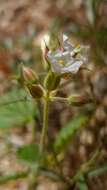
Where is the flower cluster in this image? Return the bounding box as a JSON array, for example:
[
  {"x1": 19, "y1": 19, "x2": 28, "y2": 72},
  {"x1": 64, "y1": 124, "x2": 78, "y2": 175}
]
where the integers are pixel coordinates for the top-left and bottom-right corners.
[{"x1": 22, "y1": 33, "x2": 89, "y2": 99}]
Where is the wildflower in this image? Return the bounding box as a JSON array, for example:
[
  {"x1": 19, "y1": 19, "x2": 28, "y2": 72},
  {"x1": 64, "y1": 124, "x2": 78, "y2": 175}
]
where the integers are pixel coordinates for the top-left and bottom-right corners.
[{"x1": 46, "y1": 34, "x2": 88, "y2": 74}]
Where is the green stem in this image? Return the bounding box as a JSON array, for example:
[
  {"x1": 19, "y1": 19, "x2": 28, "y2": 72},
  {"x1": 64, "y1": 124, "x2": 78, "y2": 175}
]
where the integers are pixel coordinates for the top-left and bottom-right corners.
[
  {"x1": 51, "y1": 97, "x2": 67, "y2": 102},
  {"x1": 40, "y1": 91, "x2": 49, "y2": 153}
]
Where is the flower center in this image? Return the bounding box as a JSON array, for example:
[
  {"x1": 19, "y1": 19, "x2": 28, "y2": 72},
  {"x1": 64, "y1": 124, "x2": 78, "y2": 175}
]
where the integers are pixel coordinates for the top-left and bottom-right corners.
[{"x1": 58, "y1": 60, "x2": 66, "y2": 66}]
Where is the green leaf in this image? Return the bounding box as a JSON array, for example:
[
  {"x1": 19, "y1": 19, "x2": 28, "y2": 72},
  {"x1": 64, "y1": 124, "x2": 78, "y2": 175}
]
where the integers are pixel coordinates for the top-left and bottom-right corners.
[
  {"x1": 0, "y1": 171, "x2": 28, "y2": 184},
  {"x1": 17, "y1": 144, "x2": 40, "y2": 164},
  {"x1": 88, "y1": 165, "x2": 107, "y2": 178},
  {"x1": 54, "y1": 115, "x2": 88, "y2": 153},
  {"x1": 84, "y1": 0, "x2": 102, "y2": 26},
  {"x1": 78, "y1": 181, "x2": 88, "y2": 190},
  {"x1": 0, "y1": 89, "x2": 37, "y2": 129},
  {"x1": 39, "y1": 167, "x2": 63, "y2": 181},
  {"x1": 77, "y1": 174, "x2": 88, "y2": 190},
  {"x1": 85, "y1": 0, "x2": 95, "y2": 26}
]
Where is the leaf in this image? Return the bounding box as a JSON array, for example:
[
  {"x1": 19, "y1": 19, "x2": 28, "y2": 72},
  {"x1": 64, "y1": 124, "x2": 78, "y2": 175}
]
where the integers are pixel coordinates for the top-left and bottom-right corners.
[
  {"x1": 77, "y1": 174, "x2": 88, "y2": 190},
  {"x1": 17, "y1": 144, "x2": 40, "y2": 165},
  {"x1": 0, "y1": 171, "x2": 28, "y2": 184},
  {"x1": 0, "y1": 89, "x2": 38, "y2": 129},
  {"x1": 84, "y1": 0, "x2": 102, "y2": 26},
  {"x1": 39, "y1": 167, "x2": 63, "y2": 181},
  {"x1": 78, "y1": 181, "x2": 88, "y2": 190},
  {"x1": 85, "y1": 0, "x2": 95, "y2": 26},
  {"x1": 88, "y1": 165, "x2": 107, "y2": 178},
  {"x1": 54, "y1": 115, "x2": 88, "y2": 153}
]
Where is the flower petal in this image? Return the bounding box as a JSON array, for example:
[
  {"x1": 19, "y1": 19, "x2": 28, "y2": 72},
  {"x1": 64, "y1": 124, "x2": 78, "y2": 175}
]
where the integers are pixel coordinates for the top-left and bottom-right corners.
[
  {"x1": 62, "y1": 60, "x2": 83, "y2": 73},
  {"x1": 63, "y1": 34, "x2": 69, "y2": 42}
]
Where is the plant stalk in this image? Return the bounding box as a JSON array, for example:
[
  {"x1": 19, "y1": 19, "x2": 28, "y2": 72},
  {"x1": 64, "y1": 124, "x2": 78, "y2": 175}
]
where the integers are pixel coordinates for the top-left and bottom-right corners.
[
  {"x1": 51, "y1": 97, "x2": 67, "y2": 102},
  {"x1": 40, "y1": 91, "x2": 49, "y2": 153}
]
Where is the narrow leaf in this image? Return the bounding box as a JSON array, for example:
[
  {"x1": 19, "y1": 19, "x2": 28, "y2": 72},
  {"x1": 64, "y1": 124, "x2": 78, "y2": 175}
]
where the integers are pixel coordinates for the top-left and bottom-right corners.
[
  {"x1": 54, "y1": 115, "x2": 88, "y2": 153},
  {"x1": 78, "y1": 181, "x2": 88, "y2": 190},
  {"x1": 0, "y1": 171, "x2": 28, "y2": 184},
  {"x1": 77, "y1": 174, "x2": 88, "y2": 190},
  {"x1": 88, "y1": 165, "x2": 107, "y2": 178}
]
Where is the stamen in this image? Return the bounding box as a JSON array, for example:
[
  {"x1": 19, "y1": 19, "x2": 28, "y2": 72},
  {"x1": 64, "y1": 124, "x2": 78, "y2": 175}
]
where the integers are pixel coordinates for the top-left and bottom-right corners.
[
  {"x1": 58, "y1": 60, "x2": 66, "y2": 66},
  {"x1": 71, "y1": 44, "x2": 81, "y2": 58}
]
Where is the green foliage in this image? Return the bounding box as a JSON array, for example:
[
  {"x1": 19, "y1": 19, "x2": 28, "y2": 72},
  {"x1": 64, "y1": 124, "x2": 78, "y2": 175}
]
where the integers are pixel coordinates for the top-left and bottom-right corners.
[
  {"x1": 17, "y1": 144, "x2": 40, "y2": 165},
  {"x1": 88, "y1": 164, "x2": 107, "y2": 178},
  {"x1": 76, "y1": 163, "x2": 107, "y2": 189},
  {"x1": 54, "y1": 115, "x2": 88, "y2": 153},
  {"x1": 74, "y1": 172, "x2": 88, "y2": 190},
  {"x1": 85, "y1": 0, "x2": 102, "y2": 26},
  {"x1": 78, "y1": 181, "x2": 88, "y2": 190},
  {"x1": 0, "y1": 171, "x2": 28, "y2": 184},
  {"x1": 39, "y1": 167, "x2": 63, "y2": 181},
  {"x1": 0, "y1": 89, "x2": 37, "y2": 129},
  {"x1": 73, "y1": 170, "x2": 88, "y2": 190}
]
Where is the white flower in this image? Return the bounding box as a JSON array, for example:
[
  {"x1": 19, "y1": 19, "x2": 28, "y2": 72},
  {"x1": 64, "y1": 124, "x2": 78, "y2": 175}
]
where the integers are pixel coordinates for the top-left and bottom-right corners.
[
  {"x1": 47, "y1": 34, "x2": 88, "y2": 74},
  {"x1": 63, "y1": 34, "x2": 74, "y2": 51}
]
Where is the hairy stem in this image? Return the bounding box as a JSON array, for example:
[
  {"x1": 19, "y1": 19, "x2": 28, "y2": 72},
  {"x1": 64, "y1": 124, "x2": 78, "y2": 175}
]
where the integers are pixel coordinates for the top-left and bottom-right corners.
[
  {"x1": 40, "y1": 91, "x2": 49, "y2": 153},
  {"x1": 51, "y1": 97, "x2": 67, "y2": 102}
]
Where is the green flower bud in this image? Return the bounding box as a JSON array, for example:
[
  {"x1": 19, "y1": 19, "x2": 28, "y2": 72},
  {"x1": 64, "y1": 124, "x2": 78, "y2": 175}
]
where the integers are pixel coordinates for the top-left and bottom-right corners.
[
  {"x1": 22, "y1": 66, "x2": 38, "y2": 84},
  {"x1": 27, "y1": 84, "x2": 44, "y2": 99},
  {"x1": 44, "y1": 71, "x2": 61, "y2": 91},
  {"x1": 68, "y1": 95, "x2": 92, "y2": 106}
]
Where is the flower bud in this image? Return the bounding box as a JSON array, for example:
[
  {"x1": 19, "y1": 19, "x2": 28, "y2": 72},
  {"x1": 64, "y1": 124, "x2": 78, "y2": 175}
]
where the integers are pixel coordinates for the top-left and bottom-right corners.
[
  {"x1": 22, "y1": 66, "x2": 38, "y2": 84},
  {"x1": 44, "y1": 71, "x2": 61, "y2": 91},
  {"x1": 27, "y1": 84, "x2": 44, "y2": 99},
  {"x1": 40, "y1": 34, "x2": 51, "y2": 70},
  {"x1": 41, "y1": 34, "x2": 50, "y2": 57},
  {"x1": 68, "y1": 95, "x2": 92, "y2": 106}
]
